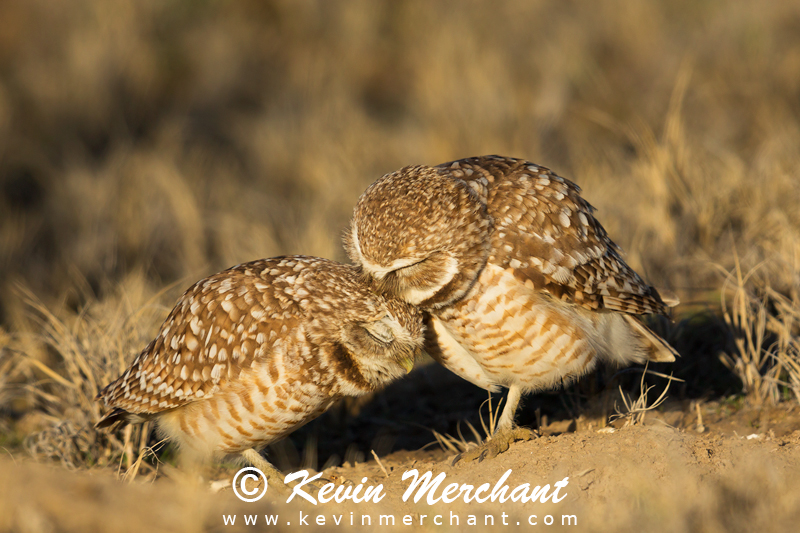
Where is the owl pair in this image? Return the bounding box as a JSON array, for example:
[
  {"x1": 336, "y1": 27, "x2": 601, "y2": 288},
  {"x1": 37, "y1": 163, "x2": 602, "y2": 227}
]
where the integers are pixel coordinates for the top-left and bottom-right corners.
[{"x1": 97, "y1": 155, "x2": 677, "y2": 484}]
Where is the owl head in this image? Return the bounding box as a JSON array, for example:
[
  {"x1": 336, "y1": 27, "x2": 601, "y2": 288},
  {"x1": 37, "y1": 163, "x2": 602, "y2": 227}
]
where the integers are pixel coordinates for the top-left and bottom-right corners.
[
  {"x1": 298, "y1": 261, "x2": 426, "y2": 389},
  {"x1": 345, "y1": 165, "x2": 493, "y2": 309},
  {"x1": 339, "y1": 296, "x2": 425, "y2": 387}
]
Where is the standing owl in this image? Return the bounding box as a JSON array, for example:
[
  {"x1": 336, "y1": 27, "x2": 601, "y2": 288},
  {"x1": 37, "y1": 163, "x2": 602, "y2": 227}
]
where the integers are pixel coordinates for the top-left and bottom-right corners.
[
  {"x1": 96, "y1": 256, "x2": 423, "y2": 485},
  {"x1": 345, "y1": 155, "x2": 678, "y2": 461}
]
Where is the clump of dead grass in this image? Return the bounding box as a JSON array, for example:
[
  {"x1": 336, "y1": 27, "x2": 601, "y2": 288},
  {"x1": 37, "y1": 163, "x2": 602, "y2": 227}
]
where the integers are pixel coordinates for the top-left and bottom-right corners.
[
  {"x1": 610, "y1": 365, "x2": 677, "y2": 427},
  {"x1": 718, "y1": 255, "x2": 800, "y2": 405},
  {"x1": 0, "y1": 328, "x2": 18, "y2": 440},
  {"x1": 8, "y1": 276, "x2": 176, "y2": 475}
]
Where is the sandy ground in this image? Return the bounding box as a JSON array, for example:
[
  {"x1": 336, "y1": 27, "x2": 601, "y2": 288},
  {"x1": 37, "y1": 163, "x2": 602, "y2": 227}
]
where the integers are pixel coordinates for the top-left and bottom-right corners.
[{"x1": 3, "y1": 400, "x2": 799, "y2": 533}]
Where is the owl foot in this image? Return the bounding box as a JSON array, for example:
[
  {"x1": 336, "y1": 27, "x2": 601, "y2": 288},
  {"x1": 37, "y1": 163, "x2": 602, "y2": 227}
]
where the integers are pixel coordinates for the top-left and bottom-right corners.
[
  {"x1": 240, "y1": 448, "x2": 293, "y2": 496},
  {"x1": 452, "y1": 427, "x2": 535, "y2": 466},
  {"x1": 261, "y1": 465, "x2": 294, "y2": 497},
  {"x1": 211, "y1": 470, "x2": 293, "y2": 498}
]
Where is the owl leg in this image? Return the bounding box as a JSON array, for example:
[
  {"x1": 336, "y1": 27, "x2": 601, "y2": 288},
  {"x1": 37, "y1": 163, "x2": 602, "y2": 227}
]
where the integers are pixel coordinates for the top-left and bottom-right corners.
[
  {"x1": 452, "y1": 385, "x2": 535, "y2": 465},
  {"x1": 496, "y1": 384, "x2": 522, "y2": 432},
  {"x1": 240, "y1": 448, "x2": 292, "y2": 495}
]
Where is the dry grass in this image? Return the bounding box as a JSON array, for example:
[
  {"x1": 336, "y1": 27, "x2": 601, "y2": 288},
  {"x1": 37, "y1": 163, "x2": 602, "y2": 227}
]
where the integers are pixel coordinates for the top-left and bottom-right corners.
[
  {"x1": 9, "y1": 275, "x2": 175, "y2": 474},
  {"x1": 431, "y1": 392, "x2": 504, "y2": 454},
  {"x1": 2, "y1": 0, "x2": 800, "y2": 305},
  {"x1": 718, "y1": 256, "x2": 800, "y2": 404},
  {"x1": 610, "y1": 365, "x2": 676, "y2": 427},
  {"x1": 0, "y1": 0, "x2": 799, "y2": 488},
  {"x1": 3, "y1": 4, "x2": 800, "y2": 532}
]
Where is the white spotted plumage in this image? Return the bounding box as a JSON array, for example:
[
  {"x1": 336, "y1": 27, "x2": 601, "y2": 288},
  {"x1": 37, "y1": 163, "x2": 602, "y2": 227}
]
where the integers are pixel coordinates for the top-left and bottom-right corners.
[{"x1": 96, "y1": 256, "x2": 423, "y2": 471}]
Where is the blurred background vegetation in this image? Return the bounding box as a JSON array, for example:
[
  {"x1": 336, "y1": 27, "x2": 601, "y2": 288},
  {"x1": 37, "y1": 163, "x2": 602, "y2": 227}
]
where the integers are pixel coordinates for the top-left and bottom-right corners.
[{"x1": 1, "y1": 0, "x2": 800, "y2": 471}]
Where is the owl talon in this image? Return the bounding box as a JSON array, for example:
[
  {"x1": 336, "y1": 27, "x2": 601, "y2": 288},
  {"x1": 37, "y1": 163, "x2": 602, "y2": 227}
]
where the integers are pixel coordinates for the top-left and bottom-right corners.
[{"x1": 453, "y1": 427, "x2": 535, "y2": 465}]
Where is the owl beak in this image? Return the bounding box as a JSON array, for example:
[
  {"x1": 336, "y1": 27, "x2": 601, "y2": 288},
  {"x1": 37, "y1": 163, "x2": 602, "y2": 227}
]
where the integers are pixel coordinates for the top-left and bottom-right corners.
[{"x1": 399, "y1": 356, "x2": 415, "y2": 374}]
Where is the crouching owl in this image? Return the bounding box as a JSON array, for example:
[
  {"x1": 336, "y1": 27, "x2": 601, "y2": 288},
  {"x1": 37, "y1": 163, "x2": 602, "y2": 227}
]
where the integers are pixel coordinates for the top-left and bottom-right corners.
[{"x1": 97, "y1": 256, "x2": 423, "y2": 481}]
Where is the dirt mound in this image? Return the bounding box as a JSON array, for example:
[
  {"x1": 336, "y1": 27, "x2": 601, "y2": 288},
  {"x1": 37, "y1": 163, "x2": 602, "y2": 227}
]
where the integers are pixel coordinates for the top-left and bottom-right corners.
[{"x1": 3, "y1": 420, "x2": 799, "y2": 533}]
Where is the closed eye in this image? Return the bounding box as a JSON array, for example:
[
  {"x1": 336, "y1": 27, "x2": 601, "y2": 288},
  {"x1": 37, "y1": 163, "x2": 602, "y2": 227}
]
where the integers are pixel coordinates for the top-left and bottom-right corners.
[
  {"x1": 393, "y1": 253, "x2": 444, "y2": 276},
  {"x1": 362, "y1": 316, "x2": 395, "y2": 344},
  {"x1": 373, "y1": 254, "x2": 442, "y2": 298},
  {"x1": 393, "y1": 258, "x2": 427, "y2": 274}
]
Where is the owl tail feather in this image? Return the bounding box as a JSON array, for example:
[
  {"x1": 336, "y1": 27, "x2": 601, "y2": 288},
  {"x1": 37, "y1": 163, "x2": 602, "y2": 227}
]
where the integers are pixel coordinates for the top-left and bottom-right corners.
[
  {"x1": 95, "y1": 407, "x2": 131, "y2": 429},
  {"x1": 623, "y1": 315, "x2": 679, "y2": 363},
  {"x1": 656, "y1": 288, "x2": 680, "y2": 308},
  {"x1": 96, "y1": 407, "x2": 152, "y2": 429}
]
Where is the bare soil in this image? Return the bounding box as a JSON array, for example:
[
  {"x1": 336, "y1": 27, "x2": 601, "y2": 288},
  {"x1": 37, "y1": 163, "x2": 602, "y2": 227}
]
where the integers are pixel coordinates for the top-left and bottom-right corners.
[{"x1": 3, "y1": 396, "x2": 799, "y2": 533}]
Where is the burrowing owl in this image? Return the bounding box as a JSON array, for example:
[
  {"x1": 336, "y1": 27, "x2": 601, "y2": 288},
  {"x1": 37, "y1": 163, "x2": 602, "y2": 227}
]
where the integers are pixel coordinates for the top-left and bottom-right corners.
[
  {"x1": 346, "y1": 155, "x2": 678, "y2": 461},
  {"x1": 96, "y1": 256, "x2": 423, "y2": 483}
]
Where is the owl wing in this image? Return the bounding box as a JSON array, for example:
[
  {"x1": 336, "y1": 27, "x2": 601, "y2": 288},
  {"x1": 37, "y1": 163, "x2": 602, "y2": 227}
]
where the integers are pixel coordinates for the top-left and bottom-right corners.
[
  {"x1": 97, "y1": 258, "x2": 309, "y2": 419},
  {"x1": 437, "y1": 155, "x2": 670, "y2": 315}
]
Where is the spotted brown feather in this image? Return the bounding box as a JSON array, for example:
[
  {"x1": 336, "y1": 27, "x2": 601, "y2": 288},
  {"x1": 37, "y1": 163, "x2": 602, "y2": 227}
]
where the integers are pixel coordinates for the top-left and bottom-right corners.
[
  {"x1": 96, "y1": 256, "x2": 424, "y2": 471},
  {"x1": 435, "y1": 156, "x2": 668, "y2": 315},
  {"x1": 348, "y1": 155, "x2": 679, "y2": 461}
]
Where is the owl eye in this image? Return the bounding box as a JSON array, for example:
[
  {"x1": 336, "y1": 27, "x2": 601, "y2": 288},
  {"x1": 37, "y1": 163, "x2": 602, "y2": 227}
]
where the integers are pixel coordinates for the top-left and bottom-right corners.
[
  {"x1": 361, "y1": 315, "x2": 396, "y2": 344},
  {"x1": 394, "y1": 260, "x2": 425, "y2": 275},
  {"x1": 393, "y1": 254, "x2": 438, "y2": 276}
]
